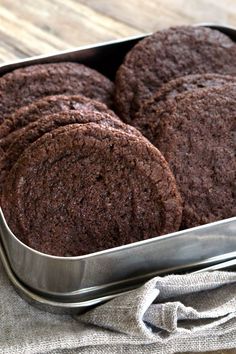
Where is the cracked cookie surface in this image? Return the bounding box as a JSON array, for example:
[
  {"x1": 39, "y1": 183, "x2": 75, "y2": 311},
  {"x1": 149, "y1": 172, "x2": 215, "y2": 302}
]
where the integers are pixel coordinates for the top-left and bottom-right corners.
[
  {"x1": 2, "y1": 123, "x2": 182, "y2": 256},
  {"x1": 115, "y1": 26, "x2": 236, "y2": 121},
  {"x1": 0, "y1": 110, "x2": 142, "y2": 195},
  {"x1": 135, "y1": 85, "x2": 236, "y2": 228},
  {"x1": 0, "y1": 62, "x2": 114, "y2": 123},
  {"x1": 0, "y1": 94, "x2": 118, "y2": 151}
]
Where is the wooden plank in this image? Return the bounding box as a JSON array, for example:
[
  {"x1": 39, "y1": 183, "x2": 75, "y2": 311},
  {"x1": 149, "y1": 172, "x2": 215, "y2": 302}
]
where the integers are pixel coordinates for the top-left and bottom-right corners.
[
  {"x1": 0, "y1": 0, "x2": 236, "y2": 63},
  {"x1": 0, "y1": 0, "x2": 138, "y2": 63}
]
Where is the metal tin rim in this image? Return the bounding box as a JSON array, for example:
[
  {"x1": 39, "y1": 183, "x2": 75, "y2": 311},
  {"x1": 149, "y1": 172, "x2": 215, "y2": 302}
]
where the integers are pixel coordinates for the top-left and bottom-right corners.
[{"x1": 1, "y1": 208, "x2": 236, "y2": 261}]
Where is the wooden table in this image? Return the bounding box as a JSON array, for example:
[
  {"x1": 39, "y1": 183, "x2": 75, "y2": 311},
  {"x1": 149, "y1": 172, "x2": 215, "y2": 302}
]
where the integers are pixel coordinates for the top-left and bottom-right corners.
[
  {"x1": 1, "y1": 0, "x2": 236, "y2": 63},
  {"x1": 0, "y1": 1, "x2": 235, "y2": 353}
]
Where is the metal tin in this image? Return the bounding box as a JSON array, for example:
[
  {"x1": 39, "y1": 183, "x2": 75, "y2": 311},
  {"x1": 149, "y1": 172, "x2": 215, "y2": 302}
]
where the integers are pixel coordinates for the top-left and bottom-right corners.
[
  {"x1": 1, "y1": 208, "x2": 236, "y2": 301},
  {"x1": 0, "y1": 24, "x2": 236, "y2": 306},
  {"x1": 0, "y1": 230, "x2": 235, "y2": 314}
]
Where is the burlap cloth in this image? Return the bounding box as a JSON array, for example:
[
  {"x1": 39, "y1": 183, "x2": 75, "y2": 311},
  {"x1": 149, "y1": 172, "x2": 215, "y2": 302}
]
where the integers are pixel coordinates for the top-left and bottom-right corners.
[{"x1": 0, "y1": 259, "x2": 235, "y2": 354}]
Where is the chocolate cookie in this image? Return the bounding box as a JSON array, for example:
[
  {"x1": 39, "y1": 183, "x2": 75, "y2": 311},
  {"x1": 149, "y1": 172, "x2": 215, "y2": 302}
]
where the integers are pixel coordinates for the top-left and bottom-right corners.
[
  {"x1": 0, "y1": 62, "x2": 114, "y2": 123},
  {"x1": 0, "y1": 110, "x2": 142, "y2": 194},
  {"x1": 2, "y1": 123, "x2": 182, "y2": 256},
  {"x1": 115, "y1": 26, "x2": 236, "y2": 122},
  {"x1": 138, "y1": 85, "x2": 236, "y2": 228},
  {"x1": 0, "y1": 94, "x2": 119, "y2": 152},
  {"x1": 137, "y1": 73, "x2": 236, "y2": 116},
  {"x1": 134, "y1": 74, "x2": 236, "y2": 137}
]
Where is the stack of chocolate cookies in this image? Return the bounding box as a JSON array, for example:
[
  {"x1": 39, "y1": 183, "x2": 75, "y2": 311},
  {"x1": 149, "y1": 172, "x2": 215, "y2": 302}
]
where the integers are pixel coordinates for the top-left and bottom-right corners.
[
  {"x1": 0, "y1": 61, "x2": 182, "y2": 256},
  {"x1": 115, "y1": 26, "x2": 236, "y2": 230},
  {"x1": 0, "y1": 26, "x2": 235, "y2": 257}
]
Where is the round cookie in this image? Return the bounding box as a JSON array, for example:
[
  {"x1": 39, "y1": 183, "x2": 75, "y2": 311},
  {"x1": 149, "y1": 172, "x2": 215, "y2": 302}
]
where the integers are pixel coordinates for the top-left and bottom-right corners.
[
  {"x1": 0, "y1": 110, "x2": 142, "y2": 195},
  {"x1": 138, "y1": 85, "x2": 236, "y2": 228},
  {"x1": 2, "y1": 123, "x2": 182, "y2": 256},
  {"x1": 0, "y1": 62, "x2": 114, "y2": 123},
  {"x1": 134, "y1": 74, "x2": 236, "y2": 138},
  {"x1": 137, "y1": 73, "x2": 236, "y2": 117},
  {"x1": 0, "y1": 94, "x2": 119, "y2": 152},
  {"x1": 115, "y1": 26, "x2": 236, "y2": 122}
]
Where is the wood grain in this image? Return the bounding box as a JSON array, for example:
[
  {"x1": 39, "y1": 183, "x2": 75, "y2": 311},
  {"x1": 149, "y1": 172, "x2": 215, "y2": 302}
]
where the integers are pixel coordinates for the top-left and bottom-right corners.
[
  {"x1": 0, "y1": 0, "x2": 236, "y2": 63},
  {"x1": 0, "y1": 2, "x2": 235, "y2": 353}
]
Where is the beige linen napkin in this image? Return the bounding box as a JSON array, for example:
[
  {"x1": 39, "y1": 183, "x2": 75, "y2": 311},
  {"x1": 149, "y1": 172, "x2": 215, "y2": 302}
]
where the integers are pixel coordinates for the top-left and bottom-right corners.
[{"x1": 0, "y1": 258, "x2": 235, "y2": 354}]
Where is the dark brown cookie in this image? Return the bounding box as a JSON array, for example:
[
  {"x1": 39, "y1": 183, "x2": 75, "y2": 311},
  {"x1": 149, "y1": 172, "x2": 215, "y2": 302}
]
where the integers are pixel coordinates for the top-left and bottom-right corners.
[
  {"x1": 2, "y1": 123, "x2": 182, "y2": 256},
  {"x1": 115, "y1": 26, "x2": 236, "y2": 122},
  {"x1": 0, "y1": 62, "x2": 114, "y2": 123},
  {"x1": 0, "y1": 110, "x2": 142, "y2": 195},
  {"x1": 0, "y1": 94, "x2": 119, "y2": 152},
  {"x1": 137, "y1": 85, "x2": 236, "y2": 228},
  {"x1": 134, "y1": 74, "x2": 236, "y2": 137},
  {"x1": 137, "y1": 73, "x2": 236, "y2": 116}
]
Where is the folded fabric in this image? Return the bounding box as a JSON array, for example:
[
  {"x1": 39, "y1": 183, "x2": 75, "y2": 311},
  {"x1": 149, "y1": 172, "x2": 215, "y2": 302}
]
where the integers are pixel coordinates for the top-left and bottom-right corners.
[{"x1": 0, "y1": 258, "x2": 235, "y2": 354}]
